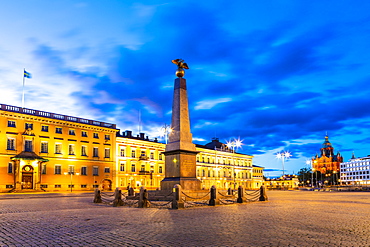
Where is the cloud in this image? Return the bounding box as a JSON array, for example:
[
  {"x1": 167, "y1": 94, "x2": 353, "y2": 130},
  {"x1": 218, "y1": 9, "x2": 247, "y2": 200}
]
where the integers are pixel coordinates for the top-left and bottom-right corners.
[{"x1": 194, "y1": 98, "x2": 232, "y2": 110}]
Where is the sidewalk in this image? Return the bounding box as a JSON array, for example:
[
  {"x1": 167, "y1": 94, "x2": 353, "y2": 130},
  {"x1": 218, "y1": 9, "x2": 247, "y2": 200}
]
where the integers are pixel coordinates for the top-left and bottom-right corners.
[{"x1": 0, "y1": 191, "x2": 93, "y2": 200}]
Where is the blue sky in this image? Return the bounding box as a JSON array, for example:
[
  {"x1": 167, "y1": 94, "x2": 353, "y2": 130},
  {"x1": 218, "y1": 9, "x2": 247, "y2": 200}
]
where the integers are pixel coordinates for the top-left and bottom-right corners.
[{"x1": 1, "y1": 0, "x2": 370, "y2": 176}]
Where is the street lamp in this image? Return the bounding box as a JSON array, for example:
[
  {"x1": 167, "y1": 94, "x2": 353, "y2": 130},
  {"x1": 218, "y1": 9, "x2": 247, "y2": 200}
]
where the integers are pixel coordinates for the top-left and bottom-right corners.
[
  {"x1": 226, "y1": 138, "x2": 243, "y2": 189},
  {"x1": 64, "y1": 171, "x2": 80, "y2": 192},
  {"x1": 161, "y1": 123, "x2": 172, "y2": 144},
  {"x1": 276, "y1": 151, "x2": 292, "y2": 176}
]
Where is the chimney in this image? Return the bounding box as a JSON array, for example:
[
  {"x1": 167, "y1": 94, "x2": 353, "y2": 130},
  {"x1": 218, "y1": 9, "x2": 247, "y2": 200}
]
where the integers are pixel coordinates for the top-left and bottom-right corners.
[
  {"x1": 125, "y1": 130, "x2": 132, "y2": 138},
  {"x1": 140, "y1": 133, "x2": 145, "y2": 139}
]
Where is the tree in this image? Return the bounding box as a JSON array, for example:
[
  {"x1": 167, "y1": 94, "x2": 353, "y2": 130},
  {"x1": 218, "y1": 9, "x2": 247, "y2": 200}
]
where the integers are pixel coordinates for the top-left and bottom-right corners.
[{"x1": 297, "y1": 167, "x2": 312, "y2": 186}]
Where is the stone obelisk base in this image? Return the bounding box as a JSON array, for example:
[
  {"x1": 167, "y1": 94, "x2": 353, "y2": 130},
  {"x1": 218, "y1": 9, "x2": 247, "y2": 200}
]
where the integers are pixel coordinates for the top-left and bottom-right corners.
[{"x1": 161, "y1": 149, "x2": 201, "y2": 191}]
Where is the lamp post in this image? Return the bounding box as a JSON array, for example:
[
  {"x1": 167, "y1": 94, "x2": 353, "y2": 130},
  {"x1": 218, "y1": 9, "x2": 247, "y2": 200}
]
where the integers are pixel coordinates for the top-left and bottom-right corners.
[
  {"x1": 276, "y1": 151, "x2": 292, "y2": 177},
  {"x1": 312, "y1": 168, "x2": 316, "y2": 188},
  {"x1": 226, "y1": 138, "x2": 243, "y2": 190},
  {"x1": 64, "y1": 171, "x2": 79, "y2": 192},
  {"x1": 161, "y1": 123, "x2": 172, "y2": 144}
]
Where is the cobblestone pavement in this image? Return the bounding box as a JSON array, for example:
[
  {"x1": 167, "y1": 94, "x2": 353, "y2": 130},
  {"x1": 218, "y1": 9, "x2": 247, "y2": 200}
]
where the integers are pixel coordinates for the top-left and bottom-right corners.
[{"x1": 1, "y1": 191, "x2": 370, "y2": 246}]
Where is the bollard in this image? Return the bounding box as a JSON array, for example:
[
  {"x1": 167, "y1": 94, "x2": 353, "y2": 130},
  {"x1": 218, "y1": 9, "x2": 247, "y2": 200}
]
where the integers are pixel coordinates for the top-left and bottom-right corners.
[
  {"x1": 113, "y1": 188, "x2": 124, "y2": 207},
  {"x1": 93, "y1": 189, "x2": 102, "y2": 203},
  {"x1": 259, "y1": 185, "x2": 268, "y2": 201},
  {"x1": 139, "y1": 186, "x2": 150, "y2": 208},
  {"x1": 237, "y1": 186, "x2": 244, "y2": 203},
  {"x1": 228, "y1": 187, "x2": 232, "y2": 195},
  {"x1": 128, "y1": 186, "x2": 134, "y2": 196},
  {"x1": 208, "y1": 185, "x2": 217, "y2": 206},
  {"x1": 172, "y1": 184, "x2": 184, "y2": 209}
]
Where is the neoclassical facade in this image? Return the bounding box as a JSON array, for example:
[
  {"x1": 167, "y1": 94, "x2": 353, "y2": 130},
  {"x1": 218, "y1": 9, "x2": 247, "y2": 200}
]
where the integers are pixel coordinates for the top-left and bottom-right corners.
[
  {"x1": 0, "y1": 103, "x2": 264, "y2": 192},
  {"x1": 0, "y1": 104, "x2": 117, "y2": 192}
]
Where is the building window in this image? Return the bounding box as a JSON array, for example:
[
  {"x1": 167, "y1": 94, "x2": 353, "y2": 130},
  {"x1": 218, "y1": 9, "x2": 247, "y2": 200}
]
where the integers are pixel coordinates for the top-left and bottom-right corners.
[
  {"x1": 93, "y1": 166, "x2": 99, "y2": 176},
  {"x1": 105, "y1": 148, "x2": 110, "y2": 158},
  {"x1": 159, "y1": 154, "x2": 162, "y2": 160},
  {"x1": 55, "y1": 165, "x2": 61, "y2": 175},
  {"x1": 120, "y1": 163, "x2": 125, "y2": 172},
  {"x1": 79, "y1": 146, "x2": 86, "y2": 156},
  {"x1": 68, "y1": 144, "x2": 75, "y2": 155},
  {"x1": 69, "y1": 129, "x2": 75, "y2": 135},
  {"x1": 150, "y1": 152, "x2": 154, "y2": 159},
  {"x1": 120, "y1": 148, "x2": 125, "y2": 157},
  {"x1": 82, "y1": 131, "x2": 88, "y2": 137},
  {"x1": 40, "y1": 185, "x2": 48, "y2": 188},
  {"x1": 159, "y1": 166, "x2": 163, "y2": 173},
  {"x1": 6, "y1": 185, "x2": 14, "y2": 189},
  {"x1": 42, "y1": 164, "x2": 47, "y2": 174},
  {"x1": 68, "y1": 185, "x2": 75, "y2": 188},
  {"x1": 8, "y1": 163, "x2": 13, "y2": 173},
  {"x1": 55, "y1": 144, "x2": 62, "y2": 154},
  {"x1": 41, "y1": 125, "x2": 49, "y2": 132},
  {"x1": 131, "y1": 150, "x2": 136, "y2": 158},
  {"x1": 7, "y1": 138, "x2": 15, "y2": 150},
  {"x1": 105, "y1": 134, "x2": 110, "y2": 140},
  {"x1": 93, "y1": 147, "x2": 99, "y2": 157},
  {"x1": 56, "y1": 127, "x2": 62, "y2": 134},
  {"x1": 131, "y1": 164, "x2": 136, "y2": 172},
  {"x1": 93, "y1": 133, "x2": 99, "y2": 139},
  {"x1": 54, "y1": 184, "x2": 61, "y2": 188},
  {"x1": 141, "y1": 165, "x2": 145, "y2": 171},
  {"x1": 7, "y1": 120, "x2": 16, "y2": 127},
  {"x1": 25, "y1": 123, "x2": 33, "y2": 130},
  {"x1": 104, "y1": 167, "x2": 110, "y2": 173},
  {"x1": 81, "y1": 166, "x2": 87, "y2": 175},
  {"x1": 68, "y1": 165, "x2": 75, "y2": 174},
  {"x1": 41, "y1": 142, "x2": 48, "y2": 153},
  {"x1": 141, "y1": 151, "x2": 146, "y2": 157},
  {"x1": 24, "y1": 140, "x2": 33, "y2": 152},
  {"x1": 81, "y1": 184, "x2": 87, "y2": 188}
]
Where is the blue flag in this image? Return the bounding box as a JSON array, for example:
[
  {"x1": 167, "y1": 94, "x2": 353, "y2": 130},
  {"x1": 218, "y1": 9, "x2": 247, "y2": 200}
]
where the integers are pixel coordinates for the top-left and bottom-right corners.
[{"x1": 24, "y1": 70, "x2": 32, "y2": 78}]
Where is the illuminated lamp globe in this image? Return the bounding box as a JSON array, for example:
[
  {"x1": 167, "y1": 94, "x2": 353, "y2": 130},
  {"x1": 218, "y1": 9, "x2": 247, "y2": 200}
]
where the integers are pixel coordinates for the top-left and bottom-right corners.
[{"x1": 176, "y1": 68, "x2": 185, "y2": 78}]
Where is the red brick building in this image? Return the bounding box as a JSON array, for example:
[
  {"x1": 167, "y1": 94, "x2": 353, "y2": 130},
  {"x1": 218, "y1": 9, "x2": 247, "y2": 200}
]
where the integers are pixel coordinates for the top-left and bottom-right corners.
[{"x1": 312, "y1": 135, "x2": 343, "y2": 174}]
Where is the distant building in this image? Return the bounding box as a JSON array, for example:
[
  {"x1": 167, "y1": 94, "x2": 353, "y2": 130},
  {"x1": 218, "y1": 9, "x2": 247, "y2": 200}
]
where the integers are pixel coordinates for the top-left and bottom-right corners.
[
  {"x1": 340, "y1": 154, "x2": 370, "y2": 185},
  {"x1": 264, "y1": 175, "x2": 299, "y2": 189},
  {"x1": 312, "y1": 135, "x2": 343, "y2": 174}
]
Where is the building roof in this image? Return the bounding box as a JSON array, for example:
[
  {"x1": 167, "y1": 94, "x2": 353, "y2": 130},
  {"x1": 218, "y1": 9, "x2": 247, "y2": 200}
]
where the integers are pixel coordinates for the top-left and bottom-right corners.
[
  {"x1": 0, "y1": 103, "x2": 116, "y2": 129},
  {"x1": 11, "y1": 151, "x2": 49, "y2": 162}
]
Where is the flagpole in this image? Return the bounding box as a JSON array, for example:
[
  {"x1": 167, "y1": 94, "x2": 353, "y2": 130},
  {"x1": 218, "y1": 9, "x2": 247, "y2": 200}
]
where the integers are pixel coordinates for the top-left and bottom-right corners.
[{"x1": 22, "y1": 68, "x2": 25, "y2": 108}]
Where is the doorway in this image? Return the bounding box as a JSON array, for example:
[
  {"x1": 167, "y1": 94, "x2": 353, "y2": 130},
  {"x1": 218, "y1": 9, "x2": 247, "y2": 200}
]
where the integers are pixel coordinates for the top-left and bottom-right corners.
[{"x1": 22, "y1": 165, "x2": 34, "y2": 189}]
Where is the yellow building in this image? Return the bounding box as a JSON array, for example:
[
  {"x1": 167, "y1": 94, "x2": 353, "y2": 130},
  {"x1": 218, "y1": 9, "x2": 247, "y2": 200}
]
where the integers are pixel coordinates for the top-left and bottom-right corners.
[
  {"x1": 1, "y1": 104, "x2": 264, "y2": 192},
  {"x1": 195, "y1": 138, "x2": 254, "y2": 190},
  {"x1": 115, "y1": 131, "x2": 166, "y2": 190},
  {"x1": 0, "y1": 104, "x2": 118, "y2": 192},
  {"x1": 115, "y1": 137, "x2": 261, "y2": 190},
  {"x1": 252, "y1": 165, "x2": 264, "y2": 188},
  {"x1": 264, "y1": 175, "x2": 299, "y2": 189}
]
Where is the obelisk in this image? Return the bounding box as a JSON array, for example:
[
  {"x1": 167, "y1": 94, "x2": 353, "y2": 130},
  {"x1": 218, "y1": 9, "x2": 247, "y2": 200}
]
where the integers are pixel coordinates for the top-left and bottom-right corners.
[{"x1": 161, "y1": 59, "x2": 201, "y2": 191}]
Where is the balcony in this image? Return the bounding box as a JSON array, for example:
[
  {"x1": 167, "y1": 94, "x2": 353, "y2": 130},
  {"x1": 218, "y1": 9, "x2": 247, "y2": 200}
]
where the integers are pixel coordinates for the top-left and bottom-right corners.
[
  {"x1": 139, "y1": 155, "x2": 149, "y2": 161},
  {"x1": 138, "y1": 171, "x2": 152, "y2": 175}
]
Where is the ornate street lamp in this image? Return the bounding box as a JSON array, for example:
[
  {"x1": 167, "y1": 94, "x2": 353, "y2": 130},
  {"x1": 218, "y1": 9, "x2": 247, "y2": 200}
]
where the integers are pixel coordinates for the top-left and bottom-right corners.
[
  {"x1": 226, "y1": 138, "x2": 243, "y2": 189},
  {"x1": 160, "y1": 123, "x2": 172, "y2": 144},
  {"x1": 276, "y1": 151, "x2": 292, "y2": 176}
]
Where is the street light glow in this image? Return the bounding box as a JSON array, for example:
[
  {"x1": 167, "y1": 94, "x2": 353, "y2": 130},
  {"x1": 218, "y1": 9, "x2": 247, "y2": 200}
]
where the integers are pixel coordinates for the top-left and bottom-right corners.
[{"x1": 276, "y1": 151, "x2": 292, "y2": 176}]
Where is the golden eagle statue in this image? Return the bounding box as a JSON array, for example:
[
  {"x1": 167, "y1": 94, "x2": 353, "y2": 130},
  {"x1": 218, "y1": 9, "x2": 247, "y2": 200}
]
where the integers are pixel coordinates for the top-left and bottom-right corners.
[{"x1": 172, "y1": 59, "x2": 189, "y2": 77}]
